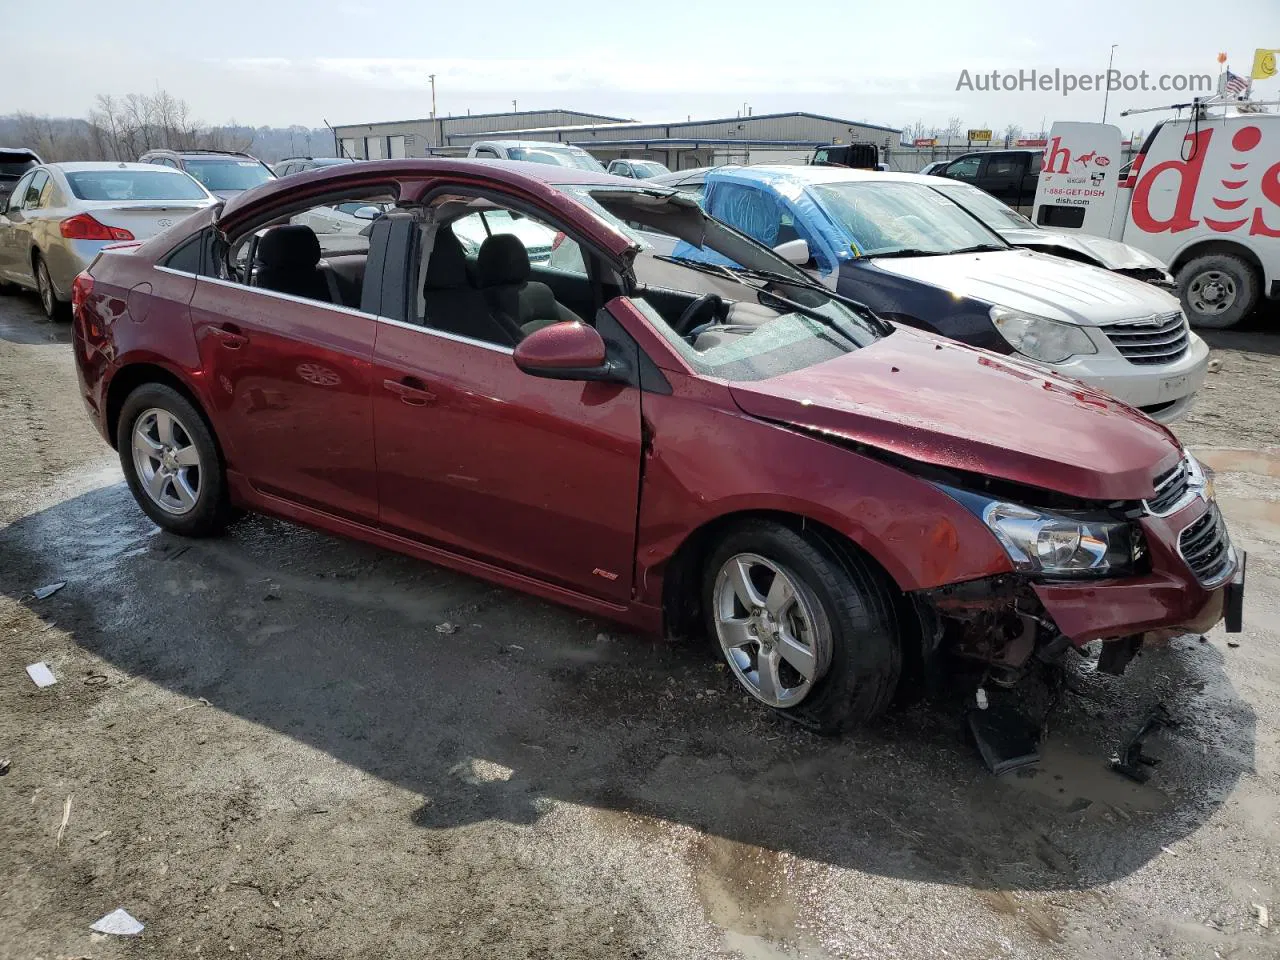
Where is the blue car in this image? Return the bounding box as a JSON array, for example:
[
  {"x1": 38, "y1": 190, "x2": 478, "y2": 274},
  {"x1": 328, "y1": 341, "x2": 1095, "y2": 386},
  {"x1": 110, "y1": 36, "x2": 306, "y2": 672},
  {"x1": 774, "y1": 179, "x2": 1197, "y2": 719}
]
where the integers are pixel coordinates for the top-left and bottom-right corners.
[{"x1": 670, "y1": 165, "x2": 1206, "y2": 422}]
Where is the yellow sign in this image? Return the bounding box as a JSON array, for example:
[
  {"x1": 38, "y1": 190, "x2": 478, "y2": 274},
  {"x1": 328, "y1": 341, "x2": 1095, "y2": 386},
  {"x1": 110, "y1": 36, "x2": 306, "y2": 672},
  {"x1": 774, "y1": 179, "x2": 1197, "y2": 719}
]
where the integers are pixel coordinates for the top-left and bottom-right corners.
[
  {"x1": 1252, "y1": 48, "x2": 1279, "y2": 80},
  {"x1": 967, "y1": 128, "x2": 993, "y2": 141}
]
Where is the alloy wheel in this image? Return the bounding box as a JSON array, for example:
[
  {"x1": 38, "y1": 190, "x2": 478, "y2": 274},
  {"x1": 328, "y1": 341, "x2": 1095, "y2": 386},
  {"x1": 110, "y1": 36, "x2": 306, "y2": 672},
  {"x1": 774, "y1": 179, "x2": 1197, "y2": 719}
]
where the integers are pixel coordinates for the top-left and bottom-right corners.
[
  {"x1": 1187, "y1": 269, "x2": 1237, "y2": 316},
  {"x1": 131, "y1": 408, "x2": 203, "y2": 515},
  {"x1": 36, "y1": 259, "x2": 55, "y2": 318},
  {"x1": 712, "y1": 553, "x2": 823, "y2": 707}
]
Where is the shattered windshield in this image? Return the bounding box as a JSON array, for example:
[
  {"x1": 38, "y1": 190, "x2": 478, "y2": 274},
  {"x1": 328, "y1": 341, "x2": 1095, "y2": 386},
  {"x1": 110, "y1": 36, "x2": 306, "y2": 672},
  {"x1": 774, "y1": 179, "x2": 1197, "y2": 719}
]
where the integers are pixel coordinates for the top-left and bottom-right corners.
[
  {"x1": 555, "y1": 184, "x2": 883, "y2": 381},
  {"x1": 811, "y1": 180, "x2": 1008, "y2": 257},
  {"x1": 931, "y1": 181, "x2": 1034, "y2": 232}
]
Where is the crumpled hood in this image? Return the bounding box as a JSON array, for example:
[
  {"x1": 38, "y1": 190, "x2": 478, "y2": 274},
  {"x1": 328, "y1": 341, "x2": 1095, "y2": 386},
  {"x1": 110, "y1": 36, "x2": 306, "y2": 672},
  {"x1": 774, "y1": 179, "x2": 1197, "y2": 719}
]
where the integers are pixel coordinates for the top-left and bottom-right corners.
[
  {"x1": 999, "y1": 228, "x2": 1170, "y2": 273},
  {"x1": 864, "y1": 248, "x2": 1181, "y2": 325},
  {"x1": 729, "y1": 326, "x2": 1181, "y2": 501}
]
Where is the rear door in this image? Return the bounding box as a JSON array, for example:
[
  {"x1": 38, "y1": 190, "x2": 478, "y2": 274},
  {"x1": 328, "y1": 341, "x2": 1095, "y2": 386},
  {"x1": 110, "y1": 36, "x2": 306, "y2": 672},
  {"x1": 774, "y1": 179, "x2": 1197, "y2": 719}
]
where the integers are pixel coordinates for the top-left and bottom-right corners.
[
  {"x1": 0, "y1": 171, "x2": 36, "y2": 283},
  {"x1": 5, "y1": 170, "x2": 48, "y2": 285},
  {"x1": 187, "y1": 224, "x2": 384, "y2": 523}
]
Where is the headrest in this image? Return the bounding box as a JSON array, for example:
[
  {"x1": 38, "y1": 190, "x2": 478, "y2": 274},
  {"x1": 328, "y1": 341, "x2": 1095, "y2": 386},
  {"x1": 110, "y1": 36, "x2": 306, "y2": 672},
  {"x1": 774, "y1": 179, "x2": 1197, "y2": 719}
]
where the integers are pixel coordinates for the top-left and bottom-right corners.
[
  {"x1": 423, "y1": 227, "x2": 469, "y2": 289},
  {"x1": 258, "y1": 225, "x2": 320, "y2": 270},
  {"x1": 477, "y1": 233, "x2": 531, "y2": 287}
]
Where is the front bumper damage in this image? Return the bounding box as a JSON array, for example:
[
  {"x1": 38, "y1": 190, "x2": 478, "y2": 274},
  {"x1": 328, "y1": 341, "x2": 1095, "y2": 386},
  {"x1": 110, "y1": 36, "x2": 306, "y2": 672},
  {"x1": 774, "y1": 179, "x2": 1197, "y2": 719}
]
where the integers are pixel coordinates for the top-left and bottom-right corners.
[
  {"x1": 915, "y1": 494, "x2": 1242, "y2": 682},
  {"x1": 911, "y1": 495, "x2": 1244, "y2": 774}
]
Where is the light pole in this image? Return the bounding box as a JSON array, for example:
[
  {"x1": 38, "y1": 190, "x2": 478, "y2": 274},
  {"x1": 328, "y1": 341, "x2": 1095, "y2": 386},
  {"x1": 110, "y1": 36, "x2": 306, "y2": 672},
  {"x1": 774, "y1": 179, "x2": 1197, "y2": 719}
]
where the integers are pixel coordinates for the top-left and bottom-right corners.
[
  {"x1": 428, "y1": 73, "x2": 437, "y2": 119},
  {"x1": 1102, "y1": 43, "x2": 1118, "y2": 123}
]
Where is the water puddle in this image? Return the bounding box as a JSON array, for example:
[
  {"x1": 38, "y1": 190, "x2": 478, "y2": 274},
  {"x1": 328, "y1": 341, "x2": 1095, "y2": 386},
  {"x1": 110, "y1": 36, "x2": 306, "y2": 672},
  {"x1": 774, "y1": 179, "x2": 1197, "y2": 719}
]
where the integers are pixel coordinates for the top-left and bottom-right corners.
[
  {"x1": 1195, "y1": 447, "x2": 1280, "y2": 479},
  {"x1": 1001, "y1": 738, "x2": 1170, "y2": 818}
]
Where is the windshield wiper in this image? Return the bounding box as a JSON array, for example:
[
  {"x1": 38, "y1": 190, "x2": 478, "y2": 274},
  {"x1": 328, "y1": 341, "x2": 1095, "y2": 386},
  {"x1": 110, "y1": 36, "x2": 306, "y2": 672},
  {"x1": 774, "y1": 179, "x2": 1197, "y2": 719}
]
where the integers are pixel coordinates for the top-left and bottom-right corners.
[
  {"x1": 948, "y1": 243, "x2": 1008, "y2": 254},
  {"x1": 727, "y1": 267, "x2": 893, "y2": 336},
  {"x1": 859, "y1": 248, "x2": 950, "y2": 260},
  {"x1": 749, "y1": 287, "x2": 878, "y2": 350},
  {"x1": 653, "y1": 254, "x2": 740, "y2": 283}
]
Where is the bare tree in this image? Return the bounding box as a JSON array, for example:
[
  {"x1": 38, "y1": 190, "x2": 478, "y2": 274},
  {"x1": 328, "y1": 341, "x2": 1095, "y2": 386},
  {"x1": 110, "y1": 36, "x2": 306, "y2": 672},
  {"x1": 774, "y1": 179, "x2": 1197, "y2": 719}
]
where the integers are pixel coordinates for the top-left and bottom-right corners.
[
  {"x1": 945, "y1": 117, "x2": 964, "y2": 142},
  {"x1": 1002, "y1": 123, "x2": 1023, "y2": 146}
]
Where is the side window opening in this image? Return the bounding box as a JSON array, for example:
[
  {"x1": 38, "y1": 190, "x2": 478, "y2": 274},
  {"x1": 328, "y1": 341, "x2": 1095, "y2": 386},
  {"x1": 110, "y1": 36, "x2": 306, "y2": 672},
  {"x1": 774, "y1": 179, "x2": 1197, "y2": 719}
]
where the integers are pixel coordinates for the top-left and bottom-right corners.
[
  {"x1": 416, "y1": 195, "x2": 599, "y2": 347},
  {"x1": 945, "y1": 156, "x2": 982, "y2": 180},
  {"x1": 221, "y1": 189, "x2": 395, "y2": 310},
  {"x1": 24, "y1": 171, "x2": 48, "y2": 207},
  {"x1": 164, "y1": 231, "x2": 206, "y2": 273}
]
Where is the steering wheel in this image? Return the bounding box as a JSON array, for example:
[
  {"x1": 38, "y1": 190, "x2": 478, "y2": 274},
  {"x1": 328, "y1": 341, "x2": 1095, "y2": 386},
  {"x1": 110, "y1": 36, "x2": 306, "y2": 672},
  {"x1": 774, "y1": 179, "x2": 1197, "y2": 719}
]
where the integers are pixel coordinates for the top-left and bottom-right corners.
[{"x1": 673, "y1": 293, "x2": 724, "y2": 337}]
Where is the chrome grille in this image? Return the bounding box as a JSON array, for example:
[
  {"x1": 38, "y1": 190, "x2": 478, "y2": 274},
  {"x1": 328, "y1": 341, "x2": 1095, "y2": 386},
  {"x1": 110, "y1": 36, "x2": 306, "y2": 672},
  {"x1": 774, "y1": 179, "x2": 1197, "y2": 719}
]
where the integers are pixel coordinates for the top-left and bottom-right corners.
[
  {"x1": 1178, "y1": 504, "x2": 1235, "y2": 587},
  {"x1": 1146, "y1": 458, "x2": 1191, "y2": 515},
  {"x1": 1103, "y1": 311, "x2": 1189, "y2": 365}
]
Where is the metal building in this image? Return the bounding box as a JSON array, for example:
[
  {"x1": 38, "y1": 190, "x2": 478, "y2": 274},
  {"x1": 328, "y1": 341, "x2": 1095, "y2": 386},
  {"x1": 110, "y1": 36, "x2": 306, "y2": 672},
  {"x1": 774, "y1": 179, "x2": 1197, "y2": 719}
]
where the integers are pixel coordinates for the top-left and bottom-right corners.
[
  {"x1": 333, "y1": 110, "x2": 901, "y2": 169},
  {"x1": 331, "y1": 109, "x2": 629, "y2": 160}
]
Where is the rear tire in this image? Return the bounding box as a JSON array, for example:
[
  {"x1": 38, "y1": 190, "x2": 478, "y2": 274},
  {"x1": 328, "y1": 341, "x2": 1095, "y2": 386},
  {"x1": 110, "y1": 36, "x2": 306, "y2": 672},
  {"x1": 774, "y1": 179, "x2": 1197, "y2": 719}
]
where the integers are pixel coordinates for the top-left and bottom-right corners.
[
  {"x1": 33, "y1": 252, "x2": 68, "y2": 321},
  {"x1": 117, "y1": 383, "x2": 232, "y2": 537},
  {"x1": 703, "y1": 520, "x2": 902, "y2": 735},
  {"x1": 1177, "y1": 253, "x2": 1259, "y2": 329}
]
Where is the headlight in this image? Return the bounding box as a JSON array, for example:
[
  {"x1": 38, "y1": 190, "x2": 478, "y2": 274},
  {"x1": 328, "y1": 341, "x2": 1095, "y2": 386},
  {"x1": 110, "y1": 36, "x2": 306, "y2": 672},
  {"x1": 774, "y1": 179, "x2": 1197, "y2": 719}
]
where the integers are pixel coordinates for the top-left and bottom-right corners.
[
  {"x1": 944, "y1": 487, "x2": 1145, "y2": 578},
  {"x1": 990, "y1": 306, "x2": 1097, "y2": 364}
]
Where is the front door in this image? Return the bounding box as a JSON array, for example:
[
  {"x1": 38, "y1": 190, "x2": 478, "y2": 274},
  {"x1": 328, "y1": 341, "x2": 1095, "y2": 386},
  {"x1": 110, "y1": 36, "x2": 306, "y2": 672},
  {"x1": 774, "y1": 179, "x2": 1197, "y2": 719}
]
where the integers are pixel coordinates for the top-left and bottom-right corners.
[
  {"x1": 372, "y1": 312, "x2": 642, "y2": 601},
  {"x1": 189, "y1": 276, "x2": 379, "y2": 523}
]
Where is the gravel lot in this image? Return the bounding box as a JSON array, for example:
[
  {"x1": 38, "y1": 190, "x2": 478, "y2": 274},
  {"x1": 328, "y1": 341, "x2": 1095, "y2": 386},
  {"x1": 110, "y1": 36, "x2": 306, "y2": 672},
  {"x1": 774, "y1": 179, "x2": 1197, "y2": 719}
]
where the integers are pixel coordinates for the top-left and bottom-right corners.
[{"x1": 1, "y1": 290, "x2": 1278, "y2": 960}]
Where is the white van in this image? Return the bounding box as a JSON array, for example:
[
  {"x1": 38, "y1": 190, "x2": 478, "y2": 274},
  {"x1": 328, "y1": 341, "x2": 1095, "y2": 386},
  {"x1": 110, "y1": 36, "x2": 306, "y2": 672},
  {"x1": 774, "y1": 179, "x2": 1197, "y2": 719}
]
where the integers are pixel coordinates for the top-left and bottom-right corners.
[
  {"x1": 1032, "y1": 105, "x2": 1280, "y2": 328},
  {"x1": 466, "y1": 140, "x2": 606, "y2": 173}
]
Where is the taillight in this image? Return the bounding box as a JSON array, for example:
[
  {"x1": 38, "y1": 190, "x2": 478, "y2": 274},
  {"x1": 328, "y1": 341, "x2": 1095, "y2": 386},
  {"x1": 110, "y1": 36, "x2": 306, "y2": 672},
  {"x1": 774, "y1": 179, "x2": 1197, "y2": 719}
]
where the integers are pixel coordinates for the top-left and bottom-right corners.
[
  {"x1": 71, "y1": 272, "x2": 94, "y2": 318},
  {"x1": 60, "y1": 213, "x2": 134, "y2": 242},
  {"x1": 551, "y1": 231, "x2": 566, "y2": 250},
  {"x1": 1119, "y1": 154, "x2": 1145, "y2": 189}
]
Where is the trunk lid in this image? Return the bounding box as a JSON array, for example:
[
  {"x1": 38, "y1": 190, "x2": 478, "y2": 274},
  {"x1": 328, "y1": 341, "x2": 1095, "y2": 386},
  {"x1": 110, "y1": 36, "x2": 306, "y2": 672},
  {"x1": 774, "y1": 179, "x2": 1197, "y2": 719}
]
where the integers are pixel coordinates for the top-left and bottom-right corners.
[
  {"x1": 728, "y1": 326, "x2": 1181, "y2": 501},
  {"x1": 81, "y1": 201, "x2": 212, "y2": 241}
]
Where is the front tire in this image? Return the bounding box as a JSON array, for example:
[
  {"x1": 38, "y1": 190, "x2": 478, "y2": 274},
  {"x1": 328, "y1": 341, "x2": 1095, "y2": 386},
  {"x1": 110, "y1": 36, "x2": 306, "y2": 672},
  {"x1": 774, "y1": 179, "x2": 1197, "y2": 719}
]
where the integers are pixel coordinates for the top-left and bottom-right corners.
[
  {"x1": 117, "y1": 384, "x2": 232, "y2": 537},
  {"x1": 1177, "y1": 253, "x2": 1259, "y2": 329},
  {"x1": 33, "y1": 252, "x2": 67, "y2": 321},
  {"x1": 703, "y1": 520, "x2": 902, "y2": 735}
]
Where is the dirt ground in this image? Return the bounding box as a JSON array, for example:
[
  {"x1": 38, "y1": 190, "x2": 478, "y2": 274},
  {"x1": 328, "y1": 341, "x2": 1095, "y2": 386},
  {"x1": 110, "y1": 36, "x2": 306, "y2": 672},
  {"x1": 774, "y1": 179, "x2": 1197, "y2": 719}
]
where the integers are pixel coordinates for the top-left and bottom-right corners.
[{"x1": 1, "y1": 290, "x2": 1278, "y2": 960}]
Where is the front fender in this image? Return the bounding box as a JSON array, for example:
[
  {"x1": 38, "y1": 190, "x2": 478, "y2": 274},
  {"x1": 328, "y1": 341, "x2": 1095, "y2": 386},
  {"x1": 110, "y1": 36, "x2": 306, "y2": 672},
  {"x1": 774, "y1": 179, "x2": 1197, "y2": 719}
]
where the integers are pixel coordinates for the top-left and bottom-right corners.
[{"x1": 634, "y1": 380, "x2": 1012, "y2": 607}]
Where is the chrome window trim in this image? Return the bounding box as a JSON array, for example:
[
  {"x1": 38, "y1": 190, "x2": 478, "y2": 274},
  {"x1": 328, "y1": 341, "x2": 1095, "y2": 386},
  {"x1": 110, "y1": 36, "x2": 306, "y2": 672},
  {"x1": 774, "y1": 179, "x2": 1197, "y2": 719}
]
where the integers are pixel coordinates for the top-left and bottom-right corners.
[
  {"x1": 158, "y1": 266, "x2": 516, "y2": 355},
  {"x1": 376, "y1": 314, "x2": 515, "y2": 355}
]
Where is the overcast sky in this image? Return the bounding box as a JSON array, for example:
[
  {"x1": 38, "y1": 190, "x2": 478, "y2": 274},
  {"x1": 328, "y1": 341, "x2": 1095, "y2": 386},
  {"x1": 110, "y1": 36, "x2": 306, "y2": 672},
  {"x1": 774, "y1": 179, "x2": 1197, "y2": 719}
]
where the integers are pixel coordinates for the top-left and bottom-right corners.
[{"x1": 5, "y1": 0, "x2": 1277, "y2": 136}]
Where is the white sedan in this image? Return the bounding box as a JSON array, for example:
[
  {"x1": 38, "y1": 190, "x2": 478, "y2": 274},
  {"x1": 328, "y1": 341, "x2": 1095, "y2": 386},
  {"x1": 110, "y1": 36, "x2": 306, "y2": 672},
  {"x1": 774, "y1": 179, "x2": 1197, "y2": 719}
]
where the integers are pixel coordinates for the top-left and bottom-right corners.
[{"x1": 0, "y1": 162, "x2": 215, "y2": 319}]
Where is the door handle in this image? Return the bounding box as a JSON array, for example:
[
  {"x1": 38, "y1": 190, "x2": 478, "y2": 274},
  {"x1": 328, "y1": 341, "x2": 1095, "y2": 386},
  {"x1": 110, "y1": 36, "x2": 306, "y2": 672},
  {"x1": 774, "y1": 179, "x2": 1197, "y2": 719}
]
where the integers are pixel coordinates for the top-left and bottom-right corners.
[
  {"x1": 382, "y1": 376, "x2": 436, "y2": 406},
  {"x1": 209, "y1": 323, "x2": 248, "y2": 349}
]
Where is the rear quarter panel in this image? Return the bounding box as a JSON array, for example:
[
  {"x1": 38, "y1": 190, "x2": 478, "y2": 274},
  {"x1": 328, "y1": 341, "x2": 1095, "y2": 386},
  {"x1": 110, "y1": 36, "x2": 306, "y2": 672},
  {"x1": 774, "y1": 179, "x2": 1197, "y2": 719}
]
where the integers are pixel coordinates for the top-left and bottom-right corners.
[{"x1": 77, "y1": 248, "x2": 204, "y2": 445}]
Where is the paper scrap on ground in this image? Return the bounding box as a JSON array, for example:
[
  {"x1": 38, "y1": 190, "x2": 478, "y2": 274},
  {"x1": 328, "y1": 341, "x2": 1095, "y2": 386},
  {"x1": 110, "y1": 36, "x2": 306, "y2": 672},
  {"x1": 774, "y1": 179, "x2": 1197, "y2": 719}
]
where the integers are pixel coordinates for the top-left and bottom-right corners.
[
  {"x1": 25, "y1": 662, "x2": 57, "y2": 688},
  {"x1": 91, "y1": 908, "x2": 144, "y2": 936},
  {"x1": 32, "y1": 582, "x2": 66, "y2": 600}
]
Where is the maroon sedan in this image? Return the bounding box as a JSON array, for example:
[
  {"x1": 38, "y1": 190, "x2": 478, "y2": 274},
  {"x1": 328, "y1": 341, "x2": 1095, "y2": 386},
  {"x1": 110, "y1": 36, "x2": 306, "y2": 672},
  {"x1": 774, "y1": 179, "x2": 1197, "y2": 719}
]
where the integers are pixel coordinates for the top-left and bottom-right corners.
[{"x1": 70, "y1": 159, "x2": 1243, "y2": 734}]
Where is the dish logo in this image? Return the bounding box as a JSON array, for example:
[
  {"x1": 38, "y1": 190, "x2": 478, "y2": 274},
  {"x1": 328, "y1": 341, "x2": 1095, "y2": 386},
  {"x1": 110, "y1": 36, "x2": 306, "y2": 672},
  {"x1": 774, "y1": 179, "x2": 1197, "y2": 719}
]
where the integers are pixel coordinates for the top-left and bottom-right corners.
[
  {"x1": 1042, "y1": 137, "x2": 1112, "y2": 173},
  {"x1": 1131, "y1": 126, "x2": 1280, "y2": 237}
]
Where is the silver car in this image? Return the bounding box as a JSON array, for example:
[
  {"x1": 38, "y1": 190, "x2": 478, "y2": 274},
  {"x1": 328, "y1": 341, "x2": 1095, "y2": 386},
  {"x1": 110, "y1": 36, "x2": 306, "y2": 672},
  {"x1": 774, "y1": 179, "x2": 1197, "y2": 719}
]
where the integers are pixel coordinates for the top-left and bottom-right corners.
[{"x1": 0, "y1": 162, "x2": 215, "y2": 319}]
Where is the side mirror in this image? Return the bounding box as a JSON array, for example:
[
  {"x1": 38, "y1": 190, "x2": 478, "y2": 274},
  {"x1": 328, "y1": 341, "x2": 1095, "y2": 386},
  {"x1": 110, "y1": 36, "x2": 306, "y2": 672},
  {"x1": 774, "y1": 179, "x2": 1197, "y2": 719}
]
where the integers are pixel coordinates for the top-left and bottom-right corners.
[
  {"x1": 513, "y1": 322, "x2": 625, "y2": 383},
  {"x1": 773, "y1": 238, "x2": 810, "y2": 265},
  {"x1": 353, "y1": 205, "x2": 381, "y2": 220}
]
